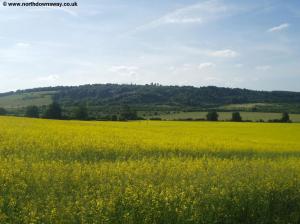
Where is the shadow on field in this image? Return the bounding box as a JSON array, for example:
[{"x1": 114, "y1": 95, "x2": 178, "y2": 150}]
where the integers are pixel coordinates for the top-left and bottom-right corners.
[{"x1": 2, "y1": 148, "x2": 300, "y2": 162}]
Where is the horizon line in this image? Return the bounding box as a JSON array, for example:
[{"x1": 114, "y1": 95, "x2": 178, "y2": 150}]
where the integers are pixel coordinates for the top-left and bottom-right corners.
[{"x1": 1, "y1": 83, "x2": 299, "y2": 94}]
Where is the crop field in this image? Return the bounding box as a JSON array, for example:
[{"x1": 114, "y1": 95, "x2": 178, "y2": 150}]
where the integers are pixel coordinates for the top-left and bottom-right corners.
[
  {"x1": 1, "y1": 117, "x2": 300, "y2": 223},
  {"x1": 151, "y1": 111, "x2": 300, "y2": 122}
]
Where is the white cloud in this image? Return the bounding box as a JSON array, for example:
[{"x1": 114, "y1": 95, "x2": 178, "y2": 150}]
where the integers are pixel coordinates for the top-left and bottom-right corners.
[
  {"x1": 183, "y1": 63, "x2": 193, "y2": 70},
  {"x1": 203, "y1": 76, "x2": 223, "y2": 83},
  {"x1": 109, "y1": 65, "x2": 139, "y2": 73},
  {"x1": 177, "y1": 46, "x2": 239, "y2": 59},
  {"x1": 108, "y1": 66, "x2": 139, "y2": 77},
  {"x1": 198, "y1": 62, "x2": 216, "y2": 70},
  {"x1": 210, "y1": 49, "x2": 239, "y2": 58},
  {"x1": 37, "y1": 75, "x2": 60, "y2": 82},
  {"x1": 164, "y1": 17, "x2": 203, "y2": 24},
  {"x1": 132, "y1": 0, "x2": 232, "y2": 32},
  {"x1": 154, "y1": 1, "x2": 228, "y2": 26},
  {"x1": 268, "y1": 23, "x2": 290, "y2": 32},
  {"x1": 256, "y1": 65, "x2": 272, "y2": 71},
  {"x1": 15, "y1": 42, "x2": 30, "y2": 48},
  {"x1": 235, "y1": 63, "x2": 243, "y2": 68},
  {"x1": 168, "y1": 66, "x2": 176, "y2": 71}
]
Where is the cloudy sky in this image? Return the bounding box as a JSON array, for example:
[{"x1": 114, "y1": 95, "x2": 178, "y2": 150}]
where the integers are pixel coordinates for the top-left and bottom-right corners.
[{"x1": 0, "y1": 0, "x2": 299, "y2": 92}]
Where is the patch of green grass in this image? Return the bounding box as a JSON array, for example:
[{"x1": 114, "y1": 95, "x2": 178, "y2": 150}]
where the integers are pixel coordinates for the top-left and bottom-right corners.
[
  {"x1": 0, "y1": 91, "x2": 55, "y2": 109},
  {"x1": 218, "y1": 103, "x2": 300, "y2": 113},
  {"x1": 218, "y1": 103, "x2": 271, "y2": 110},
  {"x1": 149, "y1": 111, "x2": 300, "y2": 122}
]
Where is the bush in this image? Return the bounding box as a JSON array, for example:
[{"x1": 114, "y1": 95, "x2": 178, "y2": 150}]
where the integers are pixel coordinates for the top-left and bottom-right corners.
[
  {"x1": 0, "y1": 107, "x2": 7, "y2": 116},
  {"x1": 175, "y1": 118, "x2": 195, "y2": 121},
  {"x1": 44, "y1": 102, "x2": 62, "y2": 119},
  {"x1": 149, "y1": 117, "x2": 162, "y2": 121},
  {"x1": 281, "y1": 112, "x2": 291, "y2": 123},
  {"x1": 25, "y1": 106, "x2": 39, "y2": 118},
  {"x1": 231, "y1": 112, "x2": 242, "y2": 122},
  {"x1": 119, "y1": 105, "x2": 138, "y2": 121},
  {"x1": 194, "y1": 118, "x2": 206, "y2": 121},
  {"x1": 111, "y1": 115, "x2": 118, "y2": 121},
  {"x1": 269, "y1": 113, "x2": 292, "y2": 123},
  {"x1": 74, "y1": 105, "x2": 88, "y2": 120},
  {"x1": 206, "y1": 111, "x2": 219, "y2": 121}
]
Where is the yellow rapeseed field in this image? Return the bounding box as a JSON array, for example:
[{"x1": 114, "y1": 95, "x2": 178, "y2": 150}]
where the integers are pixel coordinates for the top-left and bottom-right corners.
[{"x1": 1, "y1": 116, "x2": 300, "y2": 223}]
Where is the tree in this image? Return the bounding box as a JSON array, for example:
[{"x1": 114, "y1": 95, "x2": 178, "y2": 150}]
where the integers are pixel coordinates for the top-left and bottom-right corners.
[
  {"x1": 0, "y1": 108, "x2": 7, "y2": 116},
  {"x1": 206, "y1": 111, "x2": 219, "y2": 121},
  {"x1": 44, "y1": 102, "x2": 62, "y2": 119},
  {"x1": 231, "y1": 112, "x2": 242, "y2": 122},
  {"x1": 119, "y1": 105, "x2": 138, "y2": 121},
  {"x1": 281, "y1": 112, "x2": 291, "y2": 123},
  {"x1": 111, "y1": 115, "x2": 118, "y2": 121},
  {"x1": 75, "y1": 105, "x2": 88, "y2": 120},
  {"x1": 25, "y1": 106, "x2": 39, "y2": 118}
]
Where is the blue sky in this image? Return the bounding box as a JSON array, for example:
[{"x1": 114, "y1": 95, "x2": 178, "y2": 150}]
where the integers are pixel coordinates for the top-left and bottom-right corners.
[{"x1": 0, "y1": 0, "x2": 299, "y2": 92}]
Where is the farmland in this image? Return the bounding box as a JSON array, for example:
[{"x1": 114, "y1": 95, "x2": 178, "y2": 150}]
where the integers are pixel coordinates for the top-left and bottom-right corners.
[
  {"x1": 146, "y1": 111, "x2": 300, "y2": 122},
  {"x1": 1, "y1": 117, "x2": 300, "y2": 223},
  {"x1": 0, "y1": 91, "x2": 55, "y2": 109}
]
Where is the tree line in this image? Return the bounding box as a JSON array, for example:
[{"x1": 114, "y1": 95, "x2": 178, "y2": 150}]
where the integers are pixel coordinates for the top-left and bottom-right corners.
[
  {"x1": 0, "y1": 103, "x2": 292, "y2": 123},
  {"x1": 20, "y1": 103, "x2": 140, "y2": 121},
  {"x1": 205, "y1": 111, "x2": 291, "y2": 123},
  {"x1": 52, "y1": 84, "x2": 300, "y2": 108}
]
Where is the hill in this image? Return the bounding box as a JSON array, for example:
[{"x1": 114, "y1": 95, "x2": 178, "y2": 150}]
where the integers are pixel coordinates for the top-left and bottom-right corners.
[
  {"x1": 54, "y1": 84, "x2": 300, "y2": 106},
  {"x1": 1, "y1": 84, "x2": 300, "y2": 113}
]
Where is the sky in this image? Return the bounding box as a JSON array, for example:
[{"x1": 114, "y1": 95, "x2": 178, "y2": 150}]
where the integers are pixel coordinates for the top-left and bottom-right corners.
[{"x1": 0, "y1": 0, "x2": 299, "y2": 92}]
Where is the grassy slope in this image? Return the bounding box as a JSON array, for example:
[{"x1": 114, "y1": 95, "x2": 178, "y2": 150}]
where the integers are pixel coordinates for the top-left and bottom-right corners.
[
  {"x1": 218, "y1": 102, "x2": 300, "y2": 113},
  {"x1": 1, "y1": 117, "x2": 300, "y2": 223},
  {"x1": 0, "y1": 91, "x2": 55, "y2": 109},
  {"x1": 218, "y1": 103, "x2": 271, "y2": 110}
]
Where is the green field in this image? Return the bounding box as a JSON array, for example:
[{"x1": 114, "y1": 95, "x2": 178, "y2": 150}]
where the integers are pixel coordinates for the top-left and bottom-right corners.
[
  {"x1": 148, "y1": 111, "x2": 300, "y2": 122},
  {"x1": 218, "y1": 103, "x2": 271, "y2": 110},
  {"x1": 0, "y1": 91, "x2": 54, "y2": 109},
  {"x1": 217, "y1": 103, "x2": 300, "y2": 114},
  {"x1": 1, "y1": 117, "x2": 300, "y2": 223}
]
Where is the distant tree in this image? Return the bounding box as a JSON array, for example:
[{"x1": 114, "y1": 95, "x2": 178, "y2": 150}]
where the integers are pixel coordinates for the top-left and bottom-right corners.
[
  {"x1": 25, "y1": 106, "x2": 39, "y2": 118},
  {"x1": 281, "y1": 112, "x2": 291, "y2": 123},
  {"x1": 119, "y1": 105, "x2": 138, "y2": 121},
  {"x1": 44, "y1": 102, "x2": 62, "y2": 119},
  {"x1": 206, "y1": 111, "x2": 219, "y2": 121},
  {"x1": 0, "y1": 107, "x2": 7, "y2": 116},
  {"x1": 111, "y1": 115, "x2": 118, "y2": 121},
  {"x1": 231, "y1": 112, "x2": 242, "y2": 122},
  {"x1": 75, "y1": 105, "x2": 88, "y2": 120}
]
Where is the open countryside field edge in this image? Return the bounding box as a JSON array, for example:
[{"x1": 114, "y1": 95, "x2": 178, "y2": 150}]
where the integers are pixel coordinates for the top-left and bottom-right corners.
[{"x1": 1, "y1": 117, "x2": 300, "y2": 223}]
